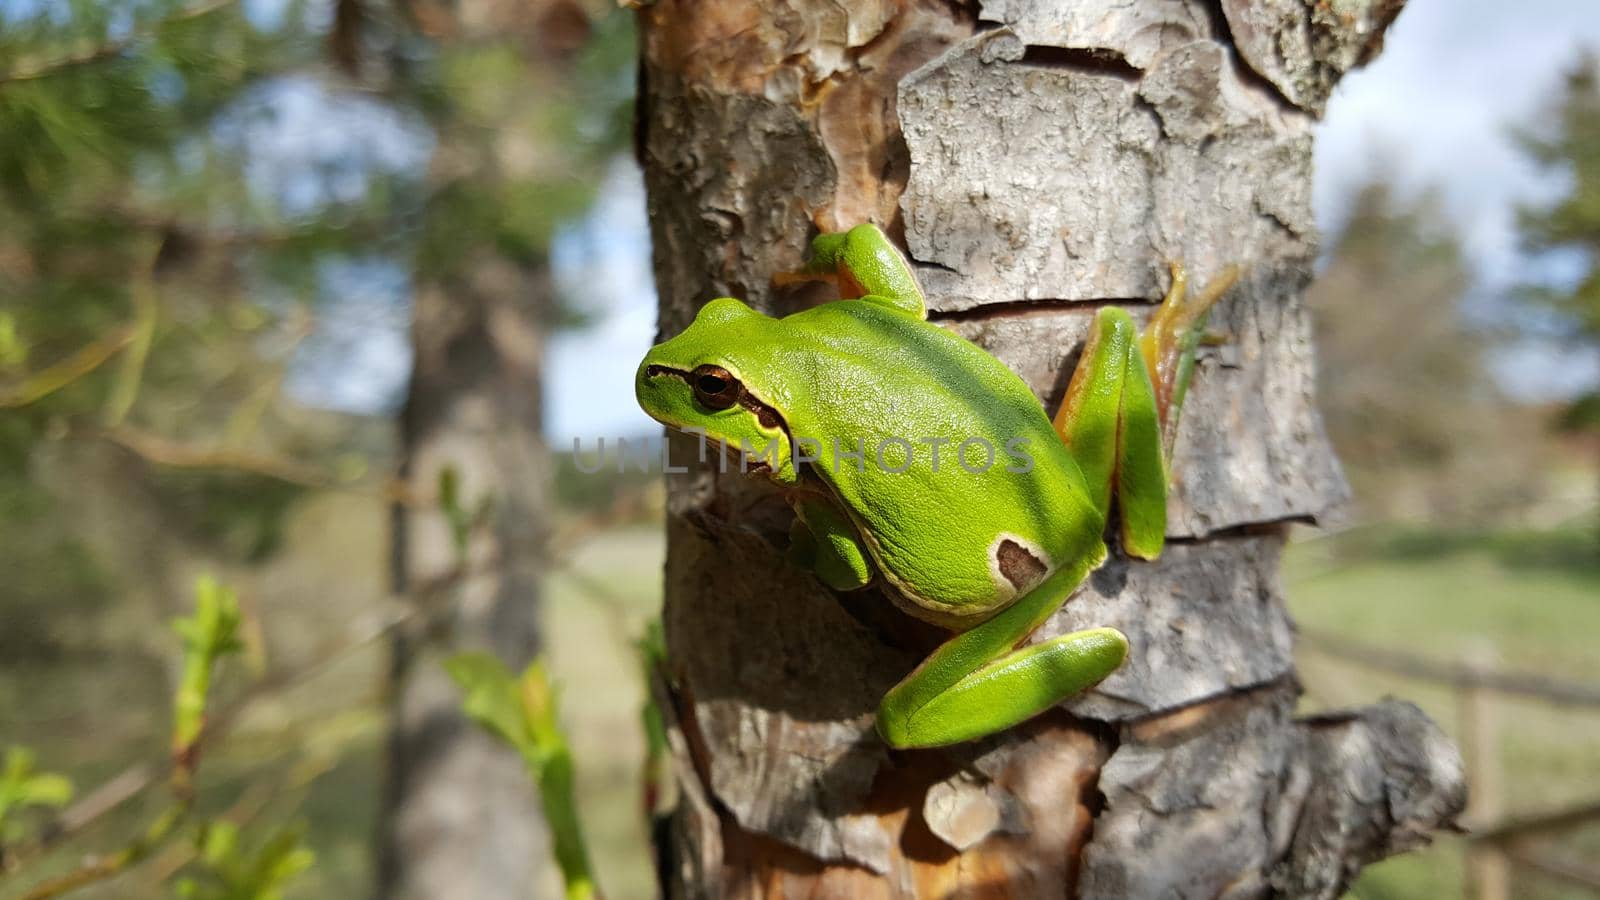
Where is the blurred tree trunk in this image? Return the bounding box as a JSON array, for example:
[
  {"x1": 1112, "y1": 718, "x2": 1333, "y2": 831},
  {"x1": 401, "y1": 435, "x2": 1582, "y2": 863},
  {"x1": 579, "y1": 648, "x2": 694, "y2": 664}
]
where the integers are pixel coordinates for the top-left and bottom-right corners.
[
  {"x1": 636, "y1": 1, "x2": 1466, "y2": 897},
  {"x1": 374, "y1": 3, "x2": 583, "y2": 897},
  {"x1": 377, "y1": 258, "x2": 552, "y2": 900}
]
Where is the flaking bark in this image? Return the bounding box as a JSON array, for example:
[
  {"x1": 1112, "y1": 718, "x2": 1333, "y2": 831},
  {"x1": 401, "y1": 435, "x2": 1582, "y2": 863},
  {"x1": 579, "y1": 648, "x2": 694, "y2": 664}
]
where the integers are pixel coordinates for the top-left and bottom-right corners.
[{"x1": 637, "y1": 1, "x2": 1465, "y2": 896}]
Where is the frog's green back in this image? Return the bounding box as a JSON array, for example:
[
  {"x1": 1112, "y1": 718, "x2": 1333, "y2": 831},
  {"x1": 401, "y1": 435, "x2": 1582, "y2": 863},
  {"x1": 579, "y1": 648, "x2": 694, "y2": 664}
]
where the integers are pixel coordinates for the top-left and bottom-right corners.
[{"x1": 769, "y1": 300, "x2": 1106, "y2": 622}]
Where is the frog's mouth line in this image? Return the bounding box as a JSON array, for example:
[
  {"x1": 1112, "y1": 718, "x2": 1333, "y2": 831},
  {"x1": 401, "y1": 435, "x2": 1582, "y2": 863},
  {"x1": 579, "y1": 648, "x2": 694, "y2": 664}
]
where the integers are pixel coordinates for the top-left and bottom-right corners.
[{"x1": 643, "y1": 364, "x2": 793, "y2": 474}]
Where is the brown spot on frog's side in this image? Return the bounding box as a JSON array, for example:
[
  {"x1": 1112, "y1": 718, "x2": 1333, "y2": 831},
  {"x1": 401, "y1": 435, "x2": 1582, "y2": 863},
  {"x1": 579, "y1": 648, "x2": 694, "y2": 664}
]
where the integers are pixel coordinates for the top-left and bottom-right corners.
[{"x1": 996, "y1": 538, "x2": 1048, "y2": 592}]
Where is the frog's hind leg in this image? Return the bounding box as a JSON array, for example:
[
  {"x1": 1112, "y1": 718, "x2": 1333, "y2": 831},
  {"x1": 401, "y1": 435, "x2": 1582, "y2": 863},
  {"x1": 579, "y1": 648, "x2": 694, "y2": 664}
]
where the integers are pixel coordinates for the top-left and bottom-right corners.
[
  {"x1": 1051, "y1": 264, "x2": 1238, "y2": 560},
  {"x1": 1051, "y1": 306, "x2": 1166, "y2": 559},
  {"x1": 876, "y1": 559, "x2": 1127, "y2": 749}
]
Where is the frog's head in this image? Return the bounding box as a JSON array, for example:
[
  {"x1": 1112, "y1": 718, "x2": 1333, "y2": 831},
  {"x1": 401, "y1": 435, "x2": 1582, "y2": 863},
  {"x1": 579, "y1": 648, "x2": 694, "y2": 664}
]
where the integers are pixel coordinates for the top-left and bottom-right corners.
[{"x1": 636, "y1": 297, "x2": 798, "y2": 484}]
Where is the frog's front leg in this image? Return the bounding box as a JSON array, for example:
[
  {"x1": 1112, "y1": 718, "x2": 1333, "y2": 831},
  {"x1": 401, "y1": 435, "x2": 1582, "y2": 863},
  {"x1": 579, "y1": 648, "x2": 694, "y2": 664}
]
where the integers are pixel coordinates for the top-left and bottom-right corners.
[
  {"x1": 787, "y1": 496, "x2": 873, "y2": 591},
  {"x1": 773, "y1": 223, "x2": 926, "y2": 319},
  {"x1": 877, "y1": 555, "x2": 1127, "y2": 748},
  {"x1": 1052, "y1": 263, "x2": 1240, "y2": 559}
]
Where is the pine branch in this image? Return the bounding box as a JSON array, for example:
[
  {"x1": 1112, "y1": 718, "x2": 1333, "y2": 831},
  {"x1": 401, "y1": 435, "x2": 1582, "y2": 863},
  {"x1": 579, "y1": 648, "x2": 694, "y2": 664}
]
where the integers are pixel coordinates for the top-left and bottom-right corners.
[{"x1": 0, "y1": 0, "x2": 240, "y2": 85}]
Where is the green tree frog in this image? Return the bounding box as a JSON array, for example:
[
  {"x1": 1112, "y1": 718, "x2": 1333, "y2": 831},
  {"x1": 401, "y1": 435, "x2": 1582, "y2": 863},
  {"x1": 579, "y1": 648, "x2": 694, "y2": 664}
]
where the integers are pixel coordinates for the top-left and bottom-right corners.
[{"x1": 636, "y1": 224, "x2": 1236, "y2": 748}]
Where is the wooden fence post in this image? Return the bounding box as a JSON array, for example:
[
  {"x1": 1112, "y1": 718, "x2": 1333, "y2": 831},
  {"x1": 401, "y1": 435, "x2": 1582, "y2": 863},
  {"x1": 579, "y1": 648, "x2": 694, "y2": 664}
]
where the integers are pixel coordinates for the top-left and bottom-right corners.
[{"x1": 1461, "y1": 644, "x2": 1509, "y2": 900}]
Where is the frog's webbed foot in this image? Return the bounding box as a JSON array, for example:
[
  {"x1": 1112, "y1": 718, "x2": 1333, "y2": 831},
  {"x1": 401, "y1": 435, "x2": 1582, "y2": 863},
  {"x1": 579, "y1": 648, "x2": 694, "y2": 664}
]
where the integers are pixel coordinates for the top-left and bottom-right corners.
[
  {"x1": 1140, "y1": 261, "x2": 1241, "y2": 451},
  {"x1": 773, "y1": 223, "x2": 926, "y2": 319}
]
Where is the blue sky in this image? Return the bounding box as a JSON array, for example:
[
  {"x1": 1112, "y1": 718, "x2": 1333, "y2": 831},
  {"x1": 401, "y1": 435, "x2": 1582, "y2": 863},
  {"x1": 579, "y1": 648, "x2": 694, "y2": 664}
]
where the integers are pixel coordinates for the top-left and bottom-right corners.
[{"x1": 270, "y1": 0, "x2": 1600, "y2": 439}]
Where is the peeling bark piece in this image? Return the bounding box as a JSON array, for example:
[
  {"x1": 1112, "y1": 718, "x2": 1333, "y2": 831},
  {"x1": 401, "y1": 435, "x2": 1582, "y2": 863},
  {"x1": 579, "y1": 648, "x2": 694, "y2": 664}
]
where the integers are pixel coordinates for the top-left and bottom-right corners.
[
  {"x1": 640, "y1": 2, "x2": 894, "y2": 96},
  {"x1": 923, "y1": 772, "x2": 1005, "y2": 851},
  {"x1": 900, "y1": 29, "x2": 1314, "y2": 311},
  {"x1": 1081, "y1": 688, "x2": 1464, "y2": 900},
  {"x1": 901, "y1": 29, "x2": 1163, "y2": 307},
  {"x1": 1082, "y1": 688, "x2": 1301, "y2": 899},
  {"x1": 1269, "y1": 701, "x2": 1469, "y2": 898},
  {"x1": 815, "y1": 6, "x2": 975, "y2": 231},
  {"x1": 1221, "y1": 0, "x2": 1406, "y2": 116},
  {"x1": 978, "y1": 0, "x2": 1213, "y2": 69}
]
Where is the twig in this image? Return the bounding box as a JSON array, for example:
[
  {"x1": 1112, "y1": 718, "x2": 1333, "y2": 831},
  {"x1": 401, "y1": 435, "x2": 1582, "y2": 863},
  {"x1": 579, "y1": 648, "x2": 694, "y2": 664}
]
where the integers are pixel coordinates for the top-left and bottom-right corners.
[
  {"x1": 22, "y1": 764, "x2": 156, "y2": 855},
  {"x1": 102, "y1": 251, "x2": 161, "y2": 428},
  {"x1": 1300, "y1": 628, "x2": 1600, "y2": 708},
  {"x1": 100, "y1": 425, "x2": 418, "y2": 507},
  {"x1": 17, "y1": 806, "x2": 187, "y2": 900},
  {"x1": 103, "y1": 426, "x2": 338, "y2": 488},
  {"x1": 100, "y1": 203, "x2": 414, "y2": 249},
  {"x1": 0, "y1": 327, "x2": 136, "y2": 408},
  {"x1": 141, "y1": 723, "x2": 347, "y2": 887}
]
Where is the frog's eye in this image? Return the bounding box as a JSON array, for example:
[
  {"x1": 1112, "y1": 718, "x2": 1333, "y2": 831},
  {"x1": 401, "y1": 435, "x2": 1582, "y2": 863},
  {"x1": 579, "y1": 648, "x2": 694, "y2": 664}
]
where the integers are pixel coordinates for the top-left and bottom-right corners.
[{"x1": 692, "y1": 364, "x2": 741, "y2": 411}]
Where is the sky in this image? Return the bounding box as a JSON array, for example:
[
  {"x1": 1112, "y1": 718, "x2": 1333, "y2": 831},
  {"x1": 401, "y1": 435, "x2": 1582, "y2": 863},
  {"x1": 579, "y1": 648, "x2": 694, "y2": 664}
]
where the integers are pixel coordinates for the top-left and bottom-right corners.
[{"x1": 269, "y1": 0, "x2": 1600, "y2": 439}]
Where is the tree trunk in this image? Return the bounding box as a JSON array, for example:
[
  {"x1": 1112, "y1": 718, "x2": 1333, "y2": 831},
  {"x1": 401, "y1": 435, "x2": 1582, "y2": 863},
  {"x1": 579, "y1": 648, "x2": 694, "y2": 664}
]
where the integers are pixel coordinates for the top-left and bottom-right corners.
[
  {"x1": 377, "y1": 257, "x2": 552, "y2": 900},
  {"x1": 375, "y1": 24, "x2": 558, "y2": 900},
  {"x1": 635, "y1": 1, "x2": 1466, "y2": 897},
  {"x1": 374, "y1": 3, "x2": 605, "y2": 896}
]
